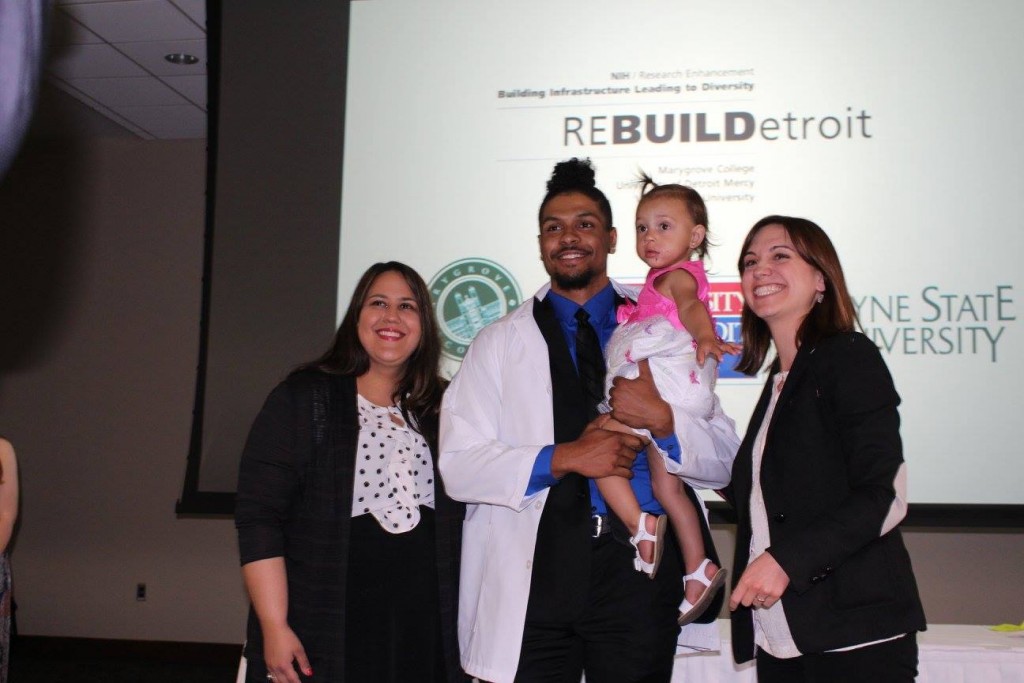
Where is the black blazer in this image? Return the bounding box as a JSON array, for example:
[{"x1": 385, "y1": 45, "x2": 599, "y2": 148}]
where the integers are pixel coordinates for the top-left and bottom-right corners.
[
  {"x1": 728, "y1": 332, "x2": 925, "y2": 663},
  {"x1": 236, "y1": 369, "x2": 465, "y2": 682}
]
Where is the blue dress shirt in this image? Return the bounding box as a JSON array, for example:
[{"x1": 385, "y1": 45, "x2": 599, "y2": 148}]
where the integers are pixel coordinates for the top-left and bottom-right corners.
[{"x1": 526, "y1": 284, "x2": 681, "y2": 515}]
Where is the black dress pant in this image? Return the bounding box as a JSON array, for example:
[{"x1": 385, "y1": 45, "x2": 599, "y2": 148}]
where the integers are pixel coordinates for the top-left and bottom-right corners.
[
  {"x1": 755, "y1": 633, "x2": 919, "y2": 683},
  {"x1": 345, "y1": 508, "x2": 446, "y2": 683},
  {"x1": 515, "y1": 533, "x2": 684, "y2": 683}
]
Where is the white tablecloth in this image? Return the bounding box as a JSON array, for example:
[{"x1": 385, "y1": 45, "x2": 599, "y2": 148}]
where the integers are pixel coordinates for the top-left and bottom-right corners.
[
  {"x1": 238, "y1": 621, "x2": 1024, "y2": 682},
  {"x1": 670, "y1": 621, "x2": 1024, "y2": 682}
]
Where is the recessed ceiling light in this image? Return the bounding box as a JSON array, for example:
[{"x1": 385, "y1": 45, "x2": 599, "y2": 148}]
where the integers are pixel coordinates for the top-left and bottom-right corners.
[{"x1": 164, "y1": 53, "x2": 200, "y2": 66}]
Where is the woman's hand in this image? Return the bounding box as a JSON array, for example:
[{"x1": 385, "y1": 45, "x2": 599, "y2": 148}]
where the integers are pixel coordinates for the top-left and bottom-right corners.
[
  {"x1": 241, "y1": 558, "x2": 312, "y2": 682},
  {"x1": 263, "y1": 623, "x2": 312, "y2": 682},
  {"x1": 729, "y1": 550, "x2": 790, "y2": 611}
]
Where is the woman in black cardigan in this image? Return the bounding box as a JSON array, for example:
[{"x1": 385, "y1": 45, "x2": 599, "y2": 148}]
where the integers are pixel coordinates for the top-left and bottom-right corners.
[
  {"x1": 236, "y1": 261, "x2": 466, "y2": 683},
  {"x1": 727, "y1": 217, "x2": 926, "y2": 682}
]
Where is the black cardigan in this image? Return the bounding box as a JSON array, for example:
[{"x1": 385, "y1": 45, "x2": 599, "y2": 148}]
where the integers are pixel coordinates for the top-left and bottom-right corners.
[
  {"x1": 728, "y1": 332, "x2": 926, "y2": 663},
  {"x1": 235, "y1": 369, "x2": 465, "y2": 682}
]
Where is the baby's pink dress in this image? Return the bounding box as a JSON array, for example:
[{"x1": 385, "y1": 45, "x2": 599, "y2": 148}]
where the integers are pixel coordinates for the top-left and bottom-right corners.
[{"x1": 603, "y1": 260, "x2": 718, "y2": 437}]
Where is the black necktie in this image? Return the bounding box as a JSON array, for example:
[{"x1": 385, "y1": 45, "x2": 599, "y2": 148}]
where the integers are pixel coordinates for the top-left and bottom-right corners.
[{"x1": 574, "y1": 308, "x2": 605, "y2": 420}]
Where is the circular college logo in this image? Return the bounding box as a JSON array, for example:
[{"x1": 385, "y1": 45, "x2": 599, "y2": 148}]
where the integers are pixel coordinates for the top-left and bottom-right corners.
[{"x1": 429, "y1": 258, "x2": 522, "y2": 360}]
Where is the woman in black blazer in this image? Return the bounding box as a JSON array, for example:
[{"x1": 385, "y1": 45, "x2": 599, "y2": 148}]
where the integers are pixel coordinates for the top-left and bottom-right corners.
[
  {"x1": 236, "y1": 262, "x2": 466, "y2": 683},
  {"x1": 726, "y1": 217, "x2": 926, "y2": 682}
]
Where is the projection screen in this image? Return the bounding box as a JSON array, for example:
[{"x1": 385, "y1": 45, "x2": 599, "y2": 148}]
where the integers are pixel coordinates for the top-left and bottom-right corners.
[
  {"x1": 337, "y1": 0, "x2": 1022, "y2": 510},
  {"x1": 182, "y1": 0, "x2": 1023, "y2": 521}
]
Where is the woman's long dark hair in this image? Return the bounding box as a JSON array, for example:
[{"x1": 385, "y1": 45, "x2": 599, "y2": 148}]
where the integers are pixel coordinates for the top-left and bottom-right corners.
[
  {"x1": 299, "y1": 261, "x2": 444, "y2": 440},
  {"x1": 734, "y1": 216, "x2": 860, "y2": 375}
]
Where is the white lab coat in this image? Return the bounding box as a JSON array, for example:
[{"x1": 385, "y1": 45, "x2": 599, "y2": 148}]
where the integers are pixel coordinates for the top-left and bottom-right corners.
[{"x1": 439, "y1": 282, "x2": 739, "y2": 683}]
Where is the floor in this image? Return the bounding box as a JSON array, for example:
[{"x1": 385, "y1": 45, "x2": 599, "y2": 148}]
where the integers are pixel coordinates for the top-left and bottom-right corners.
[{"x1": 9, "y1": 638, "x2": 240, "y2": 682}]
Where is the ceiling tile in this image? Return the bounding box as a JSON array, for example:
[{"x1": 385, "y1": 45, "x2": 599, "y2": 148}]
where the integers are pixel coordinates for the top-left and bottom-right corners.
[
  {"x1": 48, "y1": 43, "x2": 149, "y2": 79},
  {"x1": 65, "y1": 76, "x2": 191, "y2": 107},
  {"x1": 116, "y1": 39, "x2": 207, "y2": 75},
  {"x1": 62, "y1": 0, "x2": 205, "y2": 43},
  {"x1": 160, "y1": 75, "x2": 207, "y2": 107},
  {"x1": 169, "y1": 0, "x2": 206, "y2": 27},
  {"x1": 110, "y1": 103, "x2": 207, "y2": 139},
  {"x1": 50, "y1": 8, "x2": 104, "y2": 46},
  {"x1": 48, "y1": 0, "x2": 209, "y2": 139}
]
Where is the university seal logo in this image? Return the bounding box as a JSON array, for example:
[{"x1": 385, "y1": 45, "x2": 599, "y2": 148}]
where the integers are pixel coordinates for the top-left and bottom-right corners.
[{"x1": 429, "y1": 258, "x2": 522, "y2": 360}]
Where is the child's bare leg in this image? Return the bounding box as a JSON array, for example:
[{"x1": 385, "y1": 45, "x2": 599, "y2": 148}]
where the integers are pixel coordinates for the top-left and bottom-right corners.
[
  {"x1": 649, "y1": 449, "x2": 721, "y2": 604},
  {"x1": 595, "y1": 475, "x2": 658, "y2": 566},
  {"x1": 596, "y1": 416, "x2": 664, "y2": 572},
  {"x1": 598, "y1": 414, "x2": 642, "y2": 438}
]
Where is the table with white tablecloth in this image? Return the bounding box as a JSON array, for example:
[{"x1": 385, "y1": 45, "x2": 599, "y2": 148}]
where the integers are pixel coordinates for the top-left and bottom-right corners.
[
  {"x1": 238, "y1": 621, "x2": 1024, "y2": 682},
  {"x1": 670, "y1": 621, "x2": 1024, "y2": 682}
]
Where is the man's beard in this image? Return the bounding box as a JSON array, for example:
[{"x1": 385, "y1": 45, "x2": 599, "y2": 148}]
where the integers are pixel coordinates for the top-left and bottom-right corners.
[{"x1": 552, "y1": 267, "x2": 597, "y2": 291}]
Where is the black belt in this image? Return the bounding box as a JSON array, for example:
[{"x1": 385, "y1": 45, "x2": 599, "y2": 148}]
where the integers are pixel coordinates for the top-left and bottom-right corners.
[{"x1": 591, "y1": 514, "x2": 612, "y2": 538}]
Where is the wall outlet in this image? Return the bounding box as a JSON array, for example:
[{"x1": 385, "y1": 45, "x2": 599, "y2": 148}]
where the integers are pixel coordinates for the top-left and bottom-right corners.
[{"x1": 136, "y1": 583, "x2": 146, "y2": 601}]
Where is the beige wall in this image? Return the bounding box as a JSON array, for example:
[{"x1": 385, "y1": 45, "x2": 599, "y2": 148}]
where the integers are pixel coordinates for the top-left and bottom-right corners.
[
  {"x1": 0, "y1": 137, "x2": 1020, "y2": 644},
  {"x1": 0, "y1": 137, "x2": 246, "y2": 642}
]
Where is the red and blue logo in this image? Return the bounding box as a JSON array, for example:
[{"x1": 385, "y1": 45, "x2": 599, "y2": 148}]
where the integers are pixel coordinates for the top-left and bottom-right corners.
[{"x1": 708, "y1": 280, "x2": 745, "y2": 380}]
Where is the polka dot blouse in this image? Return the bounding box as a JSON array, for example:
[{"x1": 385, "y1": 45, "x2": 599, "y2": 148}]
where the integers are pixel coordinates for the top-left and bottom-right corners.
[{"x1": 351, "y1": 394, "x2": 436, "y2": 533}]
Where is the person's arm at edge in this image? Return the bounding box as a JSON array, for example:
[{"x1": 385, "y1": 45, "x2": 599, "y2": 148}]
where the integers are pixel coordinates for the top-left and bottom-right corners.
[{"x1": 0, "y1": 439, "x2": 18, "y2": 554}]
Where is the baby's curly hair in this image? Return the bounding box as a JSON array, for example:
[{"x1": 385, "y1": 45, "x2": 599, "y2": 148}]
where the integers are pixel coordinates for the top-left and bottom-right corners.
[{"x1": 636, "y1": 172, "x2": 711, "y2": 259}]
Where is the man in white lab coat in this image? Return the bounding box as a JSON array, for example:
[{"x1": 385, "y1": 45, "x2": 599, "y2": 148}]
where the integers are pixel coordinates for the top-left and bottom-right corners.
[{"x1": 439, "y1": 158, "x2": 738, "y2": 683}]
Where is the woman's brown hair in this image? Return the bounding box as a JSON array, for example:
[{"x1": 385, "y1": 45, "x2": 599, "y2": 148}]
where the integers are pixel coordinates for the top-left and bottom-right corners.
[
  {"x1": 734, "y1": 216, "x2": 860, "y2": 375},
  {"x1": 300, "y1": 261, "x2": 444, "y2": 440}
]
